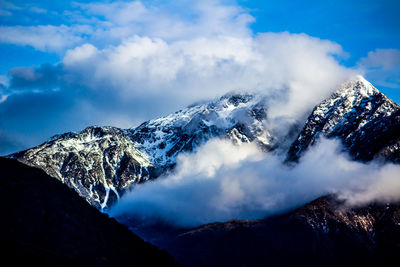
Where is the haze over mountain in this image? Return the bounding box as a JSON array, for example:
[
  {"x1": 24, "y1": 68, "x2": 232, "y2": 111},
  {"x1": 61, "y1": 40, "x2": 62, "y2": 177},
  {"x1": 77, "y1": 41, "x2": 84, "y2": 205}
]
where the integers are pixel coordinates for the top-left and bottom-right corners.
[
  {"x1": 1, "y1": 1, "x2": 399, "y2": 266},
  {"x1": 9, "y1": 76, "x2": 400, "y2": 227},
  {"x1": 1, "y1": 1, "x2": 399, "y2": 157}
]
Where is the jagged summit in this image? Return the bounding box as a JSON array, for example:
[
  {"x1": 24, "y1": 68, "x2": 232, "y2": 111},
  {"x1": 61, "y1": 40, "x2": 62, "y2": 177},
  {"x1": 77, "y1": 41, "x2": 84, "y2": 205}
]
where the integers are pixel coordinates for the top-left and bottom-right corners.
[
  {"x1": 287, "y1": 75, "x2": 400, "y2": 162},
  {"x1": 10, "y1": 78, "x2": 400, "y2": 209},
  {"x1": 11, "y1": 92, "x2": 274, "y2": 209},
  {"x1": 336, "y1": 75, "x2": 378, "y2": 97},
  {"x1": 127, "y1": 92, "x2": 272, "y2": 166}
]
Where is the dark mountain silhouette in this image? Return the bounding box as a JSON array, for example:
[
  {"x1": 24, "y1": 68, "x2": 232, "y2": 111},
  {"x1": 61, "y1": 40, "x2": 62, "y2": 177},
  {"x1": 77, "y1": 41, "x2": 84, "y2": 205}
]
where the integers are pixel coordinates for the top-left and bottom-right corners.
[
  {"x1": 0, "y1": 157, "x2": 178, "y2": 266},
  {"x1": 126, "y1": 196, "x2": 400, "y2": 266}
]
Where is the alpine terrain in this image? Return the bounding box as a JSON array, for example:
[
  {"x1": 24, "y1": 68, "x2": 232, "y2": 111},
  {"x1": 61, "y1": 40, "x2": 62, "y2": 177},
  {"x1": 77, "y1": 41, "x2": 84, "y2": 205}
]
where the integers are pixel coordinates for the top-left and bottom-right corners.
[
  {"x1": 9, "y1": 76, "x2": 400, "y2": 210},
  {"x1": 10, "y1": 93, "x2": 274, "y2": 209},
  {"x1": 5, "y1": 75, "x2": 400, "y2": 266}
]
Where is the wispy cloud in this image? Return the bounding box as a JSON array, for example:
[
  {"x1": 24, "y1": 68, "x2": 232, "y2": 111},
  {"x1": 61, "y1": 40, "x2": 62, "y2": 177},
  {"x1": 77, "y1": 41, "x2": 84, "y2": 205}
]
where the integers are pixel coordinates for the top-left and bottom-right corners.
[
  {"x1": 358, "y1": 48, "x2": 400, "y2": 88},
  {"x1": 110, "y1": 138, "x2": 400, "y2": 226},
  {"x1": 0, "y1": 0, "x2": 370, "y2": 155},
  {"x1": 0, "y1": 25, "x2": 87, "y2": 52}
]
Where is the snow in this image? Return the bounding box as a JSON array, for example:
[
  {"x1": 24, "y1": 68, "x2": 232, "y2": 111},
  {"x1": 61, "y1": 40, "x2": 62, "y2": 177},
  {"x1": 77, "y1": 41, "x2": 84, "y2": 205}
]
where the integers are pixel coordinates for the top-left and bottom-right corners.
[
  {"x1": 128, "y1": 93, "x2": 270, "y2": 166},
  {"x1": 15, "y1": 76, "x2": 400, "y2": 210},
  {"x1": 101, "y1": 187, "x2": 110, "y2": 210}
]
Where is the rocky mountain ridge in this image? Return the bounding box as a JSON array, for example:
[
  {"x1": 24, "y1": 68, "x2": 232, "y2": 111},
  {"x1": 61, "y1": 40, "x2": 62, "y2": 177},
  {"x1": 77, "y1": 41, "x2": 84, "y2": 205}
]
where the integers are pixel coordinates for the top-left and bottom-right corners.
[
  {"x1": 10, "y1": 93, "x2": 273, "y2": 209},
  {"x1": 10, "y1": 76, "x2": 400, "y2": 209},
  {"x1": 287, "y1": 76, "x2": 400, "y2": 163}
]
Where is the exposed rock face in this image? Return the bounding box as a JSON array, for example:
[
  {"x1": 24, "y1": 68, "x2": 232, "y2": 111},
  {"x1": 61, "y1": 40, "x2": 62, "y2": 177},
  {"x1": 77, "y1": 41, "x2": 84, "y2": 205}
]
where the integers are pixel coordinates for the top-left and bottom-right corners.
[
  {"x1": 287, "y1": 76, "x2": 400, "y2": 163},
  {"x1": 5, "y1": 76, "x2": 400, "y2": 265},
  {"x1": 11, "y1": 126, "x2": 153, "y2": 209},
  {"x1": 9, "y1": 76, "x2": 400, "y2": 209},
  {"x1": 131, "y1": 195, "x2": 400, "y2": 266},
  {"x1": 0, "y1": 157, "x2": 178, "y2": 266},
  {"x1": 10, "y1": 93, "x2": 273, "y2": 209}
]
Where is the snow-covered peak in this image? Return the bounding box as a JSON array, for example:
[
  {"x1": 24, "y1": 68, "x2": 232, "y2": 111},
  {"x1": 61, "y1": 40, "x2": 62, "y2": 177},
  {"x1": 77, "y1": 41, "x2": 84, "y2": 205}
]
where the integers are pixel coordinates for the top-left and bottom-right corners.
[
  {"x1": 336, "y1": 75, "x2": 378, "y2": 99},
  {"x1": 136, "y1": 93, "x2": 263, "y2": 131},
  {"x1": 128, "y1": 93, "x2": 272, "y2": 165},
  {"x1": 287, "y1": 76, "x2": 400, "y2": 162},
  {"x1": 12, "y1": 77, "x2": 399, "y2": 211}
]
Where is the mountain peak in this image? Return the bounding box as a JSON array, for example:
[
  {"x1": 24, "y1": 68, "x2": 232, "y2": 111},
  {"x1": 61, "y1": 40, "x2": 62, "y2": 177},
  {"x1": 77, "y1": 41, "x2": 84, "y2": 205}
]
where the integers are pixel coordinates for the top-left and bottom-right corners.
[
  {"x1": 10, "y1": 77, "x2": 400, "y2": 211},
  {"x1": 287, "y1": 76, "x2": 400, "y2": 162},
  {"x1": 337, "y1": 75, "x2": 378, "y2": 98}
]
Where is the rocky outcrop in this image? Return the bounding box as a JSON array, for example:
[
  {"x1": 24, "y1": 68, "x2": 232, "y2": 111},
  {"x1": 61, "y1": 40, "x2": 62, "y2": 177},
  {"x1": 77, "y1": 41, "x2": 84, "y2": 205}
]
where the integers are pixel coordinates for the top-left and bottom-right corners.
[
  {"x1": 287, "y1": 76, "x2": 400, "y2": 163},
  {"x1": 10, "y1": 93, "x2": 273, "y2": 209},
  {"x1": 9, "y1": 76, "x2": 400, "y2": 210}
]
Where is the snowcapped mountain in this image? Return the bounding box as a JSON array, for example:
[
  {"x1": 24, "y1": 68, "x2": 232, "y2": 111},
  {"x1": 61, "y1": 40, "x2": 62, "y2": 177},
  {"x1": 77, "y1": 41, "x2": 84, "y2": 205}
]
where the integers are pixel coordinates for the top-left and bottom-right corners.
[
  {"x1": 10, "y1": 93, "x2": 274, "y2": 209},
  {"x1": 9, "y1": 76, "x2": 400, "y2": 209},
  {"x1": 287, "y1": 76, "x2": 400, "y2": 163},
  {"x1": 11, "y1": 126, "x2": 153, "y2": 208},
  {"x1": 128, "y1": 93, "x2": 273, "y2": 166}
]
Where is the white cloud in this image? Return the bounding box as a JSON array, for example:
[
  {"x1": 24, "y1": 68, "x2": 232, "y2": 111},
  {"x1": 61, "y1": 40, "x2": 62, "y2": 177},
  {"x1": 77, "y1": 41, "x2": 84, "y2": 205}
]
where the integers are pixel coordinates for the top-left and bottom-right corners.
[
  {"x1": 110, "y1": 138, "x2": 400, "y2": 226},
  {"x1": 0, "y1": 25, "x2": 87, "y2": 52},
  {"x1": 358, "y1": 49, "x2": 400, "y2": 88},
  {"x1": 63, "y1": 43, "x2": 99, "y2": 65},
  {"x1": 78, "y1": 0, "x2": 254, "y2": 42},
  {"x1": 1, "y1": 0, "x2": 357, "y2": 153},
  {"x1": 4, "y1": 0, "x2": 354, "y2": 116},
  {"x1": 29, "y1": 6, "x2": 47, "y2": 14},
  {"x1": 61, "y1": 32, "x2": 353, "y2": 122},
  {"x1": 0, "y1": 75, "x2": 9, "y2": 87},
  {"x1": 359, "y1": 49, "x2": 400, "y2": 71}
]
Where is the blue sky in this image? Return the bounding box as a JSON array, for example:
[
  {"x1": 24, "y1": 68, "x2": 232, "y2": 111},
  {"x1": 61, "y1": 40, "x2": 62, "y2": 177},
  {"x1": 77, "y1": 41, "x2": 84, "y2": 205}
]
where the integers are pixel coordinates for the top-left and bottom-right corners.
[
  {"x1": 0, "y1": 0, "x2": 399, "y2": 154},
  {"x1": 241, "y1": 0, "x2": 400, "y2": 100}
]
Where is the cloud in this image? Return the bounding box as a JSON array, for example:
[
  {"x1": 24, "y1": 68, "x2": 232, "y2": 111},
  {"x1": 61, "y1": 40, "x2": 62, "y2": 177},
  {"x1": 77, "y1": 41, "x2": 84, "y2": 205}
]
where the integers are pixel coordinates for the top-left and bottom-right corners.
[
  {"x1": 0, "y1": 25, "x2": 88, "y2": 52},
  {"x1": 60, "y1": 32, "x2": 352, "y2": 121},
  {"x1": 29, "y1": 6, "x2": 47, "y2": 14},
  {"x1": 0, "y1": 0, "x2": 355, "y2": 155},
  {"x1": 358, "y1": 49, "x2": 400, "y2": 88},
  {"x1": 110, "y1": 138, "x2": 400, "y2": 227},
  {"x1": 77, "y1": 0, "x2": 254, "y2": 41},
  {"x1": 0, "y1": 0, "x2": 21, "y2": 14},
  {"x1": 8, "y1": 64, "x2": 62, "y2": 91}
]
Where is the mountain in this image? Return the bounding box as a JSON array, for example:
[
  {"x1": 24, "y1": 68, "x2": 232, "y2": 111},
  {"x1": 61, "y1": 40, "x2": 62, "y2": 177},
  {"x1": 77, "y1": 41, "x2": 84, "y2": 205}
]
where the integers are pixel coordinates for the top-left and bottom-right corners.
[
  {"x1": 0, "y1": 157, "x2": 178, "y2": 266},
  {"x1": 141, "y1": 195, "x2": 400, "y2": 266},
  {"x1": 287, "y1": 76, "x2": 400, "y2": 163},
  {"x1": 5, "y1": 76, "x2": 400, "y2": 266},
  {"x1": 9, "y1": 76, "x2": 400, "y2": 210},
  {"x1": 10, "y1": 93, "x2": 273, "y2": 209},
  {"x1": 10, "y1": 126, "x2": 152, "y2": 209}
]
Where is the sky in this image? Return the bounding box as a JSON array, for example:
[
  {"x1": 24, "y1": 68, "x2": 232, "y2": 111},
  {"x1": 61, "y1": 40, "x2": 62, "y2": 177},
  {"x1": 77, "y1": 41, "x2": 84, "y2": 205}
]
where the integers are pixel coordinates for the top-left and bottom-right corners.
[{"x1": 0, "y1": 0, "x2": 399, "y2": 155}]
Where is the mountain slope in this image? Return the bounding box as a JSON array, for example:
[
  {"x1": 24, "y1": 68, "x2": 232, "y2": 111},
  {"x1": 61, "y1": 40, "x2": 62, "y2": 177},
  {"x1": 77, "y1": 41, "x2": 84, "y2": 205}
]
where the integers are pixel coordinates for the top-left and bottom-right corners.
[
  {"x1": 9, "y1": 76, "x2": 400, "y2": 210},
  {"x1": 287, "y1": 76, "x2": 400, "y2": 163},
  {"x1": 0, "y1": 157, "x2": 177, "y2": 266},
  {"x1": 10, "y1": 93, "x2": 273, "y2": 209},
  {"x1": 134, "y1": 195, "x2": 400, "y2": 266},
  {"x1": 10, "y1": 126, "x2": 153, "y2": 209}
]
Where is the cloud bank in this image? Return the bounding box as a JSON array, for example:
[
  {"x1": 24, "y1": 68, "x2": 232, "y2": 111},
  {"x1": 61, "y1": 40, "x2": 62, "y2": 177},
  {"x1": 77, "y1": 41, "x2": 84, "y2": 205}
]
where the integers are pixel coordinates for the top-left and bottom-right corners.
[
  {"x1": 110, "y1": 138, "x2": 400, "y2": 227},
  {"x1": 0, "y1": 1, "x2": 357, "y2": 155},
  {"x1": 1, "y1": 1, "x2": 399, "y2": 156}
]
